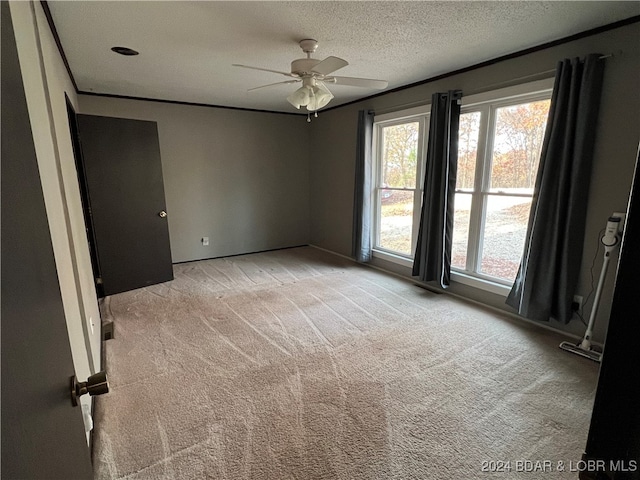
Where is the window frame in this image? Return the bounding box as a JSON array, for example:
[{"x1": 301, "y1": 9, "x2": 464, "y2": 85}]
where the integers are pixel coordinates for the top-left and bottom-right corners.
[
  {"x1": 452, "y1": 78, "x2": 555, "y2": 291},
  {"x1": 371, "y1": 105, "x2": 430, "y2": 264}
]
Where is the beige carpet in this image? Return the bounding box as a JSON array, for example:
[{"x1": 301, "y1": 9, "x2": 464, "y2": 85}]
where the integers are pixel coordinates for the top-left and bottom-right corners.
[{"x1": 93, "y1": 246, "x2": 599, "y2": 480}]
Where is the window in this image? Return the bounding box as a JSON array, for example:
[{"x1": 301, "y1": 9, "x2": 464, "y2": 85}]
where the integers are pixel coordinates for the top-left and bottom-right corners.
[
  {"x1": 372, "y1": 106, "x2": 429, "y2": 261},
  {"x1": 371, "y1": 79, "x2": 553, "y2": 293},
  {"x1": 452, "y1": 79, "x2": 553, "y2": 289}
]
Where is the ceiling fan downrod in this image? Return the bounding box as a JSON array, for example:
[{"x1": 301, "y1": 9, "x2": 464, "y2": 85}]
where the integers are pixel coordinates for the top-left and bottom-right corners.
[{"x1": 299, "y1": 39, "x2": 319, "y2": 58}]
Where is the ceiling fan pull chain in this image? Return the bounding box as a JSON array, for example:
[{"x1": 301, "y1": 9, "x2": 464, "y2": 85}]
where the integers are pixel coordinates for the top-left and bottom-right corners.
[
  {"x1": 307, "y1": 113, "x2": 311, "y2": 123},
  {"x1": 314, "y1": 112, "x2": 318, "y2": 118}
]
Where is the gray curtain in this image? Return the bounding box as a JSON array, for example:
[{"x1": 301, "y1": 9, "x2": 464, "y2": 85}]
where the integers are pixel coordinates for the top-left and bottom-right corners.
[
  {"x1": 506, "y1": 54, "x2": 605, "y2": 323},
  {"x1": 352, "y1": 110, "x2": 374, "y2": 262},
  {"x1": 412, "y1": 91, "x2": 462, "y2": 287}
]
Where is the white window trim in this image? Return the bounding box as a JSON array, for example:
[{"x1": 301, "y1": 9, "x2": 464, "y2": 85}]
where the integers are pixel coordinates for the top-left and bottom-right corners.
[
  {"x1": 461, "y1": 78, "x2": 555, "y2": 108},
  {"x1": 371, "y1": 247, "x2": 413, "y2": 268},
  {"x1": 451, "y1": 271, "x2": 512, "y2": 296},
  {"x1": 372, "y1": 106, "x2": 430, "y2": 262},
  {"x1": 374, "y1": 104, "x2": 430, "y2": 123}
]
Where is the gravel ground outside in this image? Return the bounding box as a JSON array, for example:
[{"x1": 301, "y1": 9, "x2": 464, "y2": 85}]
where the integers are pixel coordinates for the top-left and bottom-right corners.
[{"x1": 379, "y1": 197, "x2": 531, "y2": 281}]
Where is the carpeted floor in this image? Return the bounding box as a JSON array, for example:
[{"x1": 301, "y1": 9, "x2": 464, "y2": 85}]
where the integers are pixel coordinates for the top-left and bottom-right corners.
[{"x1": 93, "y1": 246, "x2": 599, "y2": 480}]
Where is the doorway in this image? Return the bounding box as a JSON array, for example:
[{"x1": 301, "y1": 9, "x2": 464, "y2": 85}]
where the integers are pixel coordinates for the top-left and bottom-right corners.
[{"x1": 66, "y1": 97, "x2": 103, "y2": 296}]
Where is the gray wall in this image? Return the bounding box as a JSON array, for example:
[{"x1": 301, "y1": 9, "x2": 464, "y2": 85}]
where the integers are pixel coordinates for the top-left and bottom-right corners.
[
  {"x1": 309, "y1": 22, "x2": 640, "y2": 343},
  {"x1": 78, "y1": 96, "x2": 311, "y2": 263}
]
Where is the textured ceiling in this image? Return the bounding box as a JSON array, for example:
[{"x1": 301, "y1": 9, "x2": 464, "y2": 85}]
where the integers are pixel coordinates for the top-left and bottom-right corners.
[{"x1": 47, "y1": 1, "x2": 639, "y2": 114}]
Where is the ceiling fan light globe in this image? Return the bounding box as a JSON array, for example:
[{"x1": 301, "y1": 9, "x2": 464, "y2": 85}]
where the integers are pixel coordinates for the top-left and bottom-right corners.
[
  {"x1": 318, "y1": 95, "x2": 333, "y2": 109},
  {"x1": 306, "y1": 85, "x2": 334, "y2": 111},
  {"x1": 287, "y1": 86, "x2": 311, "y2": 109}
]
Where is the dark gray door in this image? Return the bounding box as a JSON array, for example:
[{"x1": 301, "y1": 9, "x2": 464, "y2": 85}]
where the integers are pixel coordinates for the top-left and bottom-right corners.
[
  {"x1": 76, "y1": 114, "x2": 173, "y2": 295},
  {"x1": 1, "y1": 3, "x2": 93, "y2": 478},
  {"x1": 583, "y1": 148, "x2": 640, "y2": 473}
]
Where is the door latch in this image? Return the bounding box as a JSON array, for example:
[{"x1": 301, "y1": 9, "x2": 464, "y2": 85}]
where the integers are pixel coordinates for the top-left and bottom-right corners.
[{"x1": 71, "y1": 371, "x2": 109, "y2": 406}]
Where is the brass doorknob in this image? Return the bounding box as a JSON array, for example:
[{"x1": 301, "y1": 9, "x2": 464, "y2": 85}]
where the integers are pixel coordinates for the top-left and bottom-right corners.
[
  {"x1": 71, "y1": 371, "x2": 109, "y2": 406},
  {"x1": 158, "y1": 210, "x2": 167, "y2": 218}
]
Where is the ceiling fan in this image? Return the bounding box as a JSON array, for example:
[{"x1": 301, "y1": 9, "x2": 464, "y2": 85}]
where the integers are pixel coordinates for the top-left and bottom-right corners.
[{"x1": 233, "y1": 39, "x2": 388, "y2": 112}]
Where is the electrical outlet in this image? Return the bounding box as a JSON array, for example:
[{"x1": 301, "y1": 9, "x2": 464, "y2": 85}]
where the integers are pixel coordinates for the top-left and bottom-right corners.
[
  {"x1": 572, "y1": 295, "x2": 583, "y2": 311},
  {"x1": 202, "y1": 237, "x2": 209, "y2": 246}
]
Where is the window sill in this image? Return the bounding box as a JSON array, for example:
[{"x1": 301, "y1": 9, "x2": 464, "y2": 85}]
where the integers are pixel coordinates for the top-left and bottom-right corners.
[
  {"x1": 372, "y1": 248, "x2": 413, "y2": 268},
  {"x1": 371, "y1": 251, "x2": 512, "y2": 297},
  {"x1": 450, "y1": 271, "x2": 511, "y2": 297}
]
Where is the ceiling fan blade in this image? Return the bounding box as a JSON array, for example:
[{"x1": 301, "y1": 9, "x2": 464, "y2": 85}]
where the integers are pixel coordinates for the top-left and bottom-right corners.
[
  {"x1": 327, "y1": 76, "x2": 388, "y2": 89},
  {"x1": 247, "y1": 80, "x2": 300, "y2": 92},
  {"x1": 311, "y1": 56, "x2": 348, "y2": 76},
  {"x1": 232, "y1": 64, "x2": 297, "y2": 78}
]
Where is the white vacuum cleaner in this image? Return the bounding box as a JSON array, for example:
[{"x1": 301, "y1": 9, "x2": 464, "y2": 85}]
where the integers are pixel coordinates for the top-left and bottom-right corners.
[{"x1": 560, "y1": 215, "x2": 623, "y2": 362}]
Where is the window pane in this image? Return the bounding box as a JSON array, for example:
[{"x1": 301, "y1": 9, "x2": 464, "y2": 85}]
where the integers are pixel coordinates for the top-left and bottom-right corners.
[
  {"x1": 457, "y1": 112, "x2": 481, "y2": 190},
  {"x1": 381, "y1": 122, "x2": 419, "y2": 188},
  {"x1": 378, "y1": 190, "x2": 414, "y2": 255},
  {"x1": 452, "y1": 193, "x2": 472, "y2": 270},
  {"x1": 489, "y1": 99, "x2": 550, "y2": 193},
  {"x1": 479, "y1": 195, "x2": 532, "y2": 281}
]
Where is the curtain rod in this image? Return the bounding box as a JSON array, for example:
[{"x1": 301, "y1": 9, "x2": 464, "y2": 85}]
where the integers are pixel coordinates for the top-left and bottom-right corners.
[
  {"x1": 477, "y1": 53, "x2": 613, "y2": 93},
  {"x1": 374, "y1": 54, "x2": 613, "y2": 116}
]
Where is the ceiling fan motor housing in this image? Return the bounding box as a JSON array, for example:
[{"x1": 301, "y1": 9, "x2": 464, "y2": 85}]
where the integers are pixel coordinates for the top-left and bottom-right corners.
[{"x1": 291, "y1": 58, "x2": 322, "y2": 76}]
